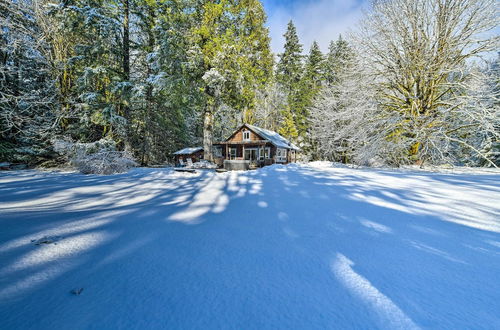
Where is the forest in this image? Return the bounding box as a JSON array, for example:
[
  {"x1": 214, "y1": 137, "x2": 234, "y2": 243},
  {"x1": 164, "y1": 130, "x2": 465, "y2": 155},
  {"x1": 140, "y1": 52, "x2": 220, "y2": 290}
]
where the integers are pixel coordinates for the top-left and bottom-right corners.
[{"x1": 1, "y1": 0, "x2": 499, "y2": 169}]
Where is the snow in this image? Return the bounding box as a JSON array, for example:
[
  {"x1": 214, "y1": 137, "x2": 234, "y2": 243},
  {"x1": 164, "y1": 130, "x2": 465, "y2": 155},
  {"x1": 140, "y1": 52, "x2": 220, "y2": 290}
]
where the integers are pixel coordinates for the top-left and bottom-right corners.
[
  {"x1": 246, "y1": 124, "x2": 301, "y2": 150},
  {"x1": 0, "y1": 164, "x2": 499, "y2": 329},
  {"x1": 173, "y1": 147, "x2": 203, "y2": 155}
]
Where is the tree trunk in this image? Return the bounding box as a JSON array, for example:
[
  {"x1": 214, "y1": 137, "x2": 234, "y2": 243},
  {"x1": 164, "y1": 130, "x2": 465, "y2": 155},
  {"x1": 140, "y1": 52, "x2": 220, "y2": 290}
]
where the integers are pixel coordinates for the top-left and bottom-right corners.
[
  {"x1": 203, "y1": 83, "x2": 221, "y2": 162},
  {"x1": 140, "y1": 12, "x2": 155, "y2": 166},
  {"x1": 122, "y1": 0, "x2": 132, "y2": 152},
  {"x1": 203, "y1": 106, "x2": 214, "y2": 162},
  {"x1": 123, "y1": 0, "x2": 130, "y2": 81}
]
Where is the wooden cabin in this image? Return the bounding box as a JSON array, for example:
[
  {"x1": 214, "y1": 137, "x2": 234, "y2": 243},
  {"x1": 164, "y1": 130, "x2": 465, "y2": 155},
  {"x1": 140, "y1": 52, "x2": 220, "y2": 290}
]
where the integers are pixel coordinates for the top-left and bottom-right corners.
[
  {"x1": 173, "y1": 147, "x2": 204, "y2": 166},
  {"x1": 213, "y1": 124, "x2": 300, "y2": 170}
]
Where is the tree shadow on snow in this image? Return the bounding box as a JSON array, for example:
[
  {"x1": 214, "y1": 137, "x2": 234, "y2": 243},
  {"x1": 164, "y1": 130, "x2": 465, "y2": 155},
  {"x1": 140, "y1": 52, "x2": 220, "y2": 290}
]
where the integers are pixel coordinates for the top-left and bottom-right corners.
[{"x1": 0, "y1": 165, "x2": 499, "y2": 329}]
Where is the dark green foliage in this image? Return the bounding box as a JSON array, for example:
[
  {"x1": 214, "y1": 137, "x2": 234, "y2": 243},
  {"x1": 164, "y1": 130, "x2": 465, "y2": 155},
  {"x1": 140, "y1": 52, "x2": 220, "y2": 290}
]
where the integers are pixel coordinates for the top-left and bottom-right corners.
[
  {"x1": 276, "y1": 23, "x2": 327, "y2": 152},
  {"x1": 305, "y1": 41, "x2": 324, "y2": 89},
  {"x1": 276, "y1": 20, "x2": 303, "y2": 91}
]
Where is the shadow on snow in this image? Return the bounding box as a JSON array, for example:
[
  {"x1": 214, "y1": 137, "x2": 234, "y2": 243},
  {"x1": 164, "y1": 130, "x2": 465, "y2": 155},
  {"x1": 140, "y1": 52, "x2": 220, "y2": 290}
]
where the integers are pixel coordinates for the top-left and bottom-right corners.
[{"x1": 0, "y1": 165, "x2": 499, "y2": 329}]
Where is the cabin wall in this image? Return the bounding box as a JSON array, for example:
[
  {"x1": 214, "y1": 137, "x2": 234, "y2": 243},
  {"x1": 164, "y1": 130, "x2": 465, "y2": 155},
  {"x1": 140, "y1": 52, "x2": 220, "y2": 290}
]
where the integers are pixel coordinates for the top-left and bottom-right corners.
[{"x1": 215, "y1": 145, "x2": 297, "y2": 166}]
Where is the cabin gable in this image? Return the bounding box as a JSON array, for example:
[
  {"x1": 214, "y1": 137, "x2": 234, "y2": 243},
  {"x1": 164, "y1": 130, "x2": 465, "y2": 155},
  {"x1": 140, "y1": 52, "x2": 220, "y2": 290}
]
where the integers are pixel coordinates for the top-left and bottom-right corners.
[{"x1": 226, "y1": 125, "x2": 265, "y2": 143}]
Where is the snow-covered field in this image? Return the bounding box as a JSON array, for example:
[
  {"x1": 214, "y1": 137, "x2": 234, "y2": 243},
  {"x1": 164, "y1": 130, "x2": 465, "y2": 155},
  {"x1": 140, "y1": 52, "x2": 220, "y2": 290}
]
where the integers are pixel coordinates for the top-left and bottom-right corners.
[{"x1": 1, "y1": 163, "x2": 499, "y2": 329}]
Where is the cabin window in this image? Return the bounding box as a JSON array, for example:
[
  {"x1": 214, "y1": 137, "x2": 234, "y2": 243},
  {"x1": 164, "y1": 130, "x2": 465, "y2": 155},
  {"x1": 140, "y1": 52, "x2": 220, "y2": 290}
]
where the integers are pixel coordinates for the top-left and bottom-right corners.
[
  {"x1": 243, "y1": 130, "x2": 251, "y2": 141},
  {"x1": 229, "y1": 147, "x2": 237, "y2": 160},
  {"x1": 259, "y1": 147, "x2": 271, "y2": 160},
  {"x1": 276, "y1": 148, "x2": 287, "y2": 162},
  {"x1": 244, "y1": 148, "x2": 258, "y2": 161}
]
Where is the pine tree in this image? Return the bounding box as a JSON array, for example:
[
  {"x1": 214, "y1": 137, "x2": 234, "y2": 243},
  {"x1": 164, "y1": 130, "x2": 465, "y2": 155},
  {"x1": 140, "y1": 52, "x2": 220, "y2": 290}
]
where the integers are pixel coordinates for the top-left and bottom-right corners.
[
  {"x1": 305, "y1": 41, "x2": 324, "y2": 89},
  {"x1": 131, "y1": 0, "x2": 201, "y2": 165},
  {"x1": 0, "y1": 0, "x2": 55, "y2": 163},
  {"x1": 276, "y1": 20, "x2": 309, "y2": 142},
  {"x1": 45, "y1": 0, "x2": 131, "y2": 145},
  {"x1": 276, "y1": 20, "x2": 303, "y2": 91},
  {"x1": 324, "y1": 41, "x2": 337, "y2": 86},
  {"x1": 324, "y1": 35, "x2": 354, "y2": 86}
]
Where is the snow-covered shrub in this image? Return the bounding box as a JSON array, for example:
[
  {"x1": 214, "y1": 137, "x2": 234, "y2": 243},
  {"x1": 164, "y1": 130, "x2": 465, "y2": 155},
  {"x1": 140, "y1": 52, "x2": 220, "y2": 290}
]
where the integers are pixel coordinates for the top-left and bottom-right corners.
[
  {"x1": 191, "y1": 160, "x2": 217, "y2": 169},
  {"x1": 71, "y1": 150, "x2": 137, "y2": 175},
  {"x1": 202, "y1": 68, "x2": 226, "y2": 90},
  {"x1": 53, "y1": 138, "x2": 137, "y2": 174}
]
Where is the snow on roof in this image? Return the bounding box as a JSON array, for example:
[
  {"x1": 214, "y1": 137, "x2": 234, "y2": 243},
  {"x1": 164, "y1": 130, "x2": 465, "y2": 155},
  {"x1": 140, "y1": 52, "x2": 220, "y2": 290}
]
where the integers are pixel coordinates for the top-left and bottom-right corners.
[
  {"x1": 173, "y1": 147, "x2": 203, "y2": 155},
  {"x1": 245, "y1": 124, "x2": 301, "y2": 151}
]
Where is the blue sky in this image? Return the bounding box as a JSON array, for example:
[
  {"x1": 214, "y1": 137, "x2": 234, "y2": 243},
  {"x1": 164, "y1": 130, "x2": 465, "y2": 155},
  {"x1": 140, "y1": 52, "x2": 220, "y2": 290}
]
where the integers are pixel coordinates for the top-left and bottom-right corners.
[{"x1": 261, "y1": 0, "x2": 369, "y2": 54}]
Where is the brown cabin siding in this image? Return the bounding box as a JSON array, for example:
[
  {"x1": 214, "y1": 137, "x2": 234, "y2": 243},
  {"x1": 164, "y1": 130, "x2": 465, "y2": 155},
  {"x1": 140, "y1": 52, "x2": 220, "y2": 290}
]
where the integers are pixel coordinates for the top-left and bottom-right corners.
[{"x1": 226, "y1": 127, "x2": 264, "y2": 143}]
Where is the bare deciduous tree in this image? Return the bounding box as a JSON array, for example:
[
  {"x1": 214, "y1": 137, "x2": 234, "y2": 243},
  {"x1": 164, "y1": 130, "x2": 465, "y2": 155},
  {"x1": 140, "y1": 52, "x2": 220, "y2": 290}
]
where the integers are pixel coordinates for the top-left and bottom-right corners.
[
  {"x1": 313, "y1": 0, "x2": 499, "y2": 167},
  {"x1": 253, "y1": 83, "x2": 287, "y2": 132},
  {"x1": 360, "y1": 0, "x2": 499, "y2": 164}
]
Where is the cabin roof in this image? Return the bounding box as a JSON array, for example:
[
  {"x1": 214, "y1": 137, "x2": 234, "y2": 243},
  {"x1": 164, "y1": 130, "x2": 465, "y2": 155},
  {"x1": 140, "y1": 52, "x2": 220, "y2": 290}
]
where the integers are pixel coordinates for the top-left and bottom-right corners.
[
  {"x1": 244, "y1": 124, "x2": 301, "y2": 151},
  {"x1": 173, "y1": 147, "x2": 203, "y2": 155}
]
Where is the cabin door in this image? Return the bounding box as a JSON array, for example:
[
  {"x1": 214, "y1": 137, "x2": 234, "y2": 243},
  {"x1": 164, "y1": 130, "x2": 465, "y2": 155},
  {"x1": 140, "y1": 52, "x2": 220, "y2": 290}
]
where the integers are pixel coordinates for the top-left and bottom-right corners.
[{"x1": 244, "y1": 148, "x2": 257, "y2": 161}]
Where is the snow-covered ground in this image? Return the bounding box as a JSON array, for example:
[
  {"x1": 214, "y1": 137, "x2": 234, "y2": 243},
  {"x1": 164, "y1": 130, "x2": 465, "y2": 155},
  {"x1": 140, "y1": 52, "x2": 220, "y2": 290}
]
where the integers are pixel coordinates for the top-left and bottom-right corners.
[{"x1": 1, "y1": 163, "x2": 499, "y2": 329}]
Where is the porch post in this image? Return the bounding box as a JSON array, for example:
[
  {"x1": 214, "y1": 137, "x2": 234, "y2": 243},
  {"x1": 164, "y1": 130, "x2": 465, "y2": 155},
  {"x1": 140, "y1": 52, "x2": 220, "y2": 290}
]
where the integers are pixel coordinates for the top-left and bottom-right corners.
[
  {"x1": 226, "y1": 144, "x2": 229, "y2": 160},
  {"x1": 242, "y1": 145, "x2": 245, "y2": 160}
]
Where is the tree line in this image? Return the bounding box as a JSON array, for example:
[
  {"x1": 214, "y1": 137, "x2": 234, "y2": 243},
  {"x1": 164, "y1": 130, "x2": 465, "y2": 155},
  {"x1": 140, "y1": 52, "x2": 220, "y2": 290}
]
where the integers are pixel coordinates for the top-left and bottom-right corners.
[{"x1": 1, "y1": 0, "x2": 498, "y2": 168}]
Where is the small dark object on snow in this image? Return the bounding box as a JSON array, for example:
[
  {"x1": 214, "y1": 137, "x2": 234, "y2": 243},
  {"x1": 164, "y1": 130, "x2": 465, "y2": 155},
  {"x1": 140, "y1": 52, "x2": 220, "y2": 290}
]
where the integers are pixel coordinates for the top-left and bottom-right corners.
[
  {"x1": 11, "y1": 164, "x2": 28, "y2": 170},
  {"x1": 174, "y1": 168, "x2": 196, "y2": 173},
  {"x1": 31, "y1": 236, "x2": 62, "y2": 245},
  {"x1": 0, "y1": 162, "x2": 11, "y2": 170},
  {"x1": 0, "y1": 163, "x2": 28, "y2": 170},
  {"x1": 71, "y1": 288, "x2": 84, "y2": 295}
]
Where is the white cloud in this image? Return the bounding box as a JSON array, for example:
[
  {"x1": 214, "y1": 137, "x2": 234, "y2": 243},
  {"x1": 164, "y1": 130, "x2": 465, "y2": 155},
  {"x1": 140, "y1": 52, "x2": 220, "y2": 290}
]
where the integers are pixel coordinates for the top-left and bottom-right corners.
[{"x1": 264, "y1": 0, "x2": 368, "y2": 55}]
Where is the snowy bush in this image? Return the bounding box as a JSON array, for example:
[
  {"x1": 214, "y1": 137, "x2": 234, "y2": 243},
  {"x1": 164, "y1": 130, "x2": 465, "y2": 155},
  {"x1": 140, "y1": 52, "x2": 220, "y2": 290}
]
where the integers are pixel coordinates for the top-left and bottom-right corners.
[
  {"x1": 71, "y1": 150, "x2": 137, "y2": 175},
  {"x1": 191, "y1": 160, "x2": 217, "y2": 169},
  {"x1": 202, "y1": 68, "x2": 226, "y2": 88},
  {"x1": 53, "y1": 138, "x2": 137, "y2": 174}
]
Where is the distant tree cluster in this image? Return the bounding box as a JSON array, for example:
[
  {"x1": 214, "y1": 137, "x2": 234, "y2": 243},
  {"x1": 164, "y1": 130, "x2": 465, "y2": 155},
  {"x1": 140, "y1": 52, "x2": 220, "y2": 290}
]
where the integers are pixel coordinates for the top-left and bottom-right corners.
[
  {"x1": 1, "y1": 0, "x2": 273, "y2": 166},
  {"x1": 1, "y1": 0, "x2": 498, "y2": 168},
  {"x1": 269, "y1": 21, "x2": 356, "y2": 158}
]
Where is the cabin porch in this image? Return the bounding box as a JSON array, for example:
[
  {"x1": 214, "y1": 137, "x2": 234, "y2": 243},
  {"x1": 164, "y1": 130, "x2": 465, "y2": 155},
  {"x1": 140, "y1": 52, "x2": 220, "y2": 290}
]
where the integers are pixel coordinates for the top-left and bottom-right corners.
[{"x1": 213, "y1": 141, "x2": 297, "y2": 169}]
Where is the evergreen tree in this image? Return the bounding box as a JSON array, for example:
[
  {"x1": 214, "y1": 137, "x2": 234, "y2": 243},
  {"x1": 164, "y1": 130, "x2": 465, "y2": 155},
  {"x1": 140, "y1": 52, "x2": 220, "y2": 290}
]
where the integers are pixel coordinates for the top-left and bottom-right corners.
[
  {"x1": 324, "y1": 41, "x2": 337, "y2": 86},
  {"x1": 131, "y1": 0, "x2": 200, "y2": 165},
  {"x1": 298, "y1": 41, "x2": 326, "y2": 158},
  {"x1": 276, "y1": 20, "x2": 303, "y2": 91},
  {"x1": 0, "y1": 0, "x2": 56, "y2": 163},
  {"x1": 45, "y1": 0, "x2": 131, "y2": 145},
  {"x1": 324, "y1": 35, "x2": 354, "y2": 86},
  {"x1": 278, "y1": 108, "x2": 299, "y2": 141},
  {"x1": 190, "y1": 0, "x2": 273, "y2": 161},
  {"x1": 305, "y1": 41, "x2": 324, "y2": 89},
  {"x1": 39, "y1": 0, "x2": 201, "y2": 165},
  {"x1": 276, "y1": 20, "x2": 309, "y2": 143}
]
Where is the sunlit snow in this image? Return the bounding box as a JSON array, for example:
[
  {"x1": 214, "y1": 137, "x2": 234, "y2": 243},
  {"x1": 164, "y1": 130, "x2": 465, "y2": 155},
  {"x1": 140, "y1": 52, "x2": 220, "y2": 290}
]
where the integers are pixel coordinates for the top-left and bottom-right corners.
[{"x1": 1, "y1": 163, "x2": 499, "y2": 329}]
